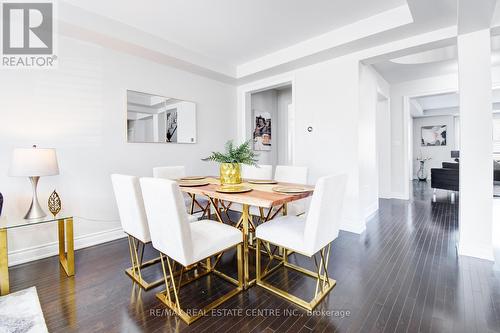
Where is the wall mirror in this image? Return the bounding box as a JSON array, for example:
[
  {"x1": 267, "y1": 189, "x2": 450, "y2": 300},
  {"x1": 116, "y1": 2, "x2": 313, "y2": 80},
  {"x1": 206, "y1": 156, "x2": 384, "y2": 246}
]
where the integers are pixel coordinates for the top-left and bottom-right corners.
[{"x1": 127, "y1": 90, "x2": 197, "y2": 143}]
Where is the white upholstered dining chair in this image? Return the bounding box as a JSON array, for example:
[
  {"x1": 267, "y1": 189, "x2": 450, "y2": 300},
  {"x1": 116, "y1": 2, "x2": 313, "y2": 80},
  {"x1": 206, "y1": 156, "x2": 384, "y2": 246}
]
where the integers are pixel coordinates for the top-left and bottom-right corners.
[
  {"x1": 111, "y1": 174, "x2": 198, "y2": 290},
  {"x1": 152, "y1": 166, "x2": 185, "y2": 179},
  {"x1": 274, "y1": 165, "x2": 307, "y2": 184},
  {"x1": 140, "y1": 177, "x2": 243, "y2": 324},
  {"x1": 255, "y1": 174, "x2": 347, "y2": 310},
  {"x1": 153, "y1": 165, "x2": 209, "y2": 216},
  {"x1": 274, "y1": 165, "x2": 309, "y2": 216},
  {"x1": 241, "y1": 164, "x2": 273, "y2": 180}
]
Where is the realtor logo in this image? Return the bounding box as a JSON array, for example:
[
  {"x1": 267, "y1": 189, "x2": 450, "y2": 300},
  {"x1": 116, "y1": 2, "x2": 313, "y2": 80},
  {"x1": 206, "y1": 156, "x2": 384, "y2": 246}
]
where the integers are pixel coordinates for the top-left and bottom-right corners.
[{"x1": 2, "y1": 2, "x2": 56, "y2": 68}]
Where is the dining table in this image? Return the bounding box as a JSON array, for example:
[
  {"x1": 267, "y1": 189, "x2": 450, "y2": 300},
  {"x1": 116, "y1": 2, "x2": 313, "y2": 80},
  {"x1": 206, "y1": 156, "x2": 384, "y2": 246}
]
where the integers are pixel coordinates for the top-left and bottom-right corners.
[{"x1": 178, "y1": 176, "x2": 314, "y2": 289}]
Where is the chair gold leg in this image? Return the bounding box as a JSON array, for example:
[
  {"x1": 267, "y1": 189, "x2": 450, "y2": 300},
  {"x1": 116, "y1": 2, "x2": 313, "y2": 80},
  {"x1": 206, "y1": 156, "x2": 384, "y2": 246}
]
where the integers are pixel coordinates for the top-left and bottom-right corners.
[
  {"x1": 260, "y1": 241, "x2": 283, "y2": 280},
  {"x1": 189, "y1": 193, "x2": 210, "y2": 215},
  {"x1": 315, "y1": 251, "x2": 324, "y2": 295},
  {"x1": 259, "y1": 207, "x2": 265, "y2": 222},
  {"x1": 242, "y1": 204, "x2": 250, "y2": 289},
  {"x1": 237, "y1": 243, "x2": 243, "y2": 288},
  {"x1": 189, "y1": 194, "x2": 196, "y2": 214},
  {"x1": 256, "y1": 241, "x2": 336, "y2": 311},
  {"x1": 209, "y1": 197, "x2": 225, "y2": 223},
  {"x1": 279, "y1": 204, "x2": 287, "y2": 257},
  {"x1": 256, "y1": 239, "x2": 261, "y2": 284},
  {"x1": 219, "y1": 201, "x2": 233, "y2": 223},
  {"x1": 125, "y1": 235, "x2": 164, "y2": 290},
  {"x1": 206, "y1": 203, "x2": 211, "y2": 219},
  {"x1": 0, "y1": 228, "x2": 9, "y2": 296},
  {"x1": 155, "y1": 243, "x2": 243, "y2": 325}
]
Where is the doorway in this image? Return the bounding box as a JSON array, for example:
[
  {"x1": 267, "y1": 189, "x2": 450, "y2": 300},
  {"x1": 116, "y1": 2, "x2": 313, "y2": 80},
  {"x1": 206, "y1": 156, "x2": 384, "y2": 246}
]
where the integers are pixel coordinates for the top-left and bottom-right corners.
[{"x1": 243, "y1": 81, "x2": 294, "y2": 167}]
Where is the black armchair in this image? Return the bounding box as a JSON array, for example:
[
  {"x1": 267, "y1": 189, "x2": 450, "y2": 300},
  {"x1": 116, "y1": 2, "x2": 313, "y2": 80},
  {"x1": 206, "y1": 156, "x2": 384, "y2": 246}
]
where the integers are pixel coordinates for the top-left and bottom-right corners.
[{"x1": 431, "y1": 162, "x2": 459, "y2": 192}]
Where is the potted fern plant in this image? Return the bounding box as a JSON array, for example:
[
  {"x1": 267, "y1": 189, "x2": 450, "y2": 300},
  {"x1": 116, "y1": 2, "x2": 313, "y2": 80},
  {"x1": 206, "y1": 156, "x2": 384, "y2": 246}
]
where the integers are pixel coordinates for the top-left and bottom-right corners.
[{"x1": 202, "y1": 140, "x2": 258, "y2": 185}]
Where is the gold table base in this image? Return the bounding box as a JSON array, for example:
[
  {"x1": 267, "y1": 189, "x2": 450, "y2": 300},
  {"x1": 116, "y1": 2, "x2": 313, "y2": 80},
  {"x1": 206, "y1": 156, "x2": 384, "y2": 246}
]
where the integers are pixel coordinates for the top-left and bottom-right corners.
[
  {"x1": 0, "y1": 217, "x2": 75, "y2": 296},
  {"x1": 206, "y1": 197, "x2": 288, "y2": 290}
]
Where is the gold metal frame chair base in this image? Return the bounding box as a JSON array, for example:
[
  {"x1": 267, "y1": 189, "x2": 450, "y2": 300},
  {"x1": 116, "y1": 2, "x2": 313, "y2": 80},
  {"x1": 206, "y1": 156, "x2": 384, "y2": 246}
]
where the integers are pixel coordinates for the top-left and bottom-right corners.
[
  {"x1": 256, "y1": 239, "x2": 336, "y2": 311},
  {"x1": 126, "y1": 235, "x2": 165, "y2": 290},
  {"x1": 155, "y1": 243, "x2": 243, "y2": 325},
  {"x1": 189, "y1": 193, "x2": 212, "y2": 218}
]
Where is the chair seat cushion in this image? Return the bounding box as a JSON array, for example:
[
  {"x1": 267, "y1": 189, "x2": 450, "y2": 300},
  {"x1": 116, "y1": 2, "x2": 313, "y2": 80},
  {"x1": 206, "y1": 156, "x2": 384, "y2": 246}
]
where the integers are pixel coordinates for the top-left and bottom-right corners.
[
  {"x1": 189, "y1": 220, "x2": 242, "y2": 265},
  {"x1": 256, "y1": 216, "x2": 313, "y2": 256}
]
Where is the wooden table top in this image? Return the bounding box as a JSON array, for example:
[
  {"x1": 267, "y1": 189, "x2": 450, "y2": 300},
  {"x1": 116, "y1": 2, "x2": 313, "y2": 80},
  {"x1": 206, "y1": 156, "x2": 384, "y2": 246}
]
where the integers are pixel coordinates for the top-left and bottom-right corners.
[{"x1": 178, "y1": 177, "x2": 314, "y2": 208}]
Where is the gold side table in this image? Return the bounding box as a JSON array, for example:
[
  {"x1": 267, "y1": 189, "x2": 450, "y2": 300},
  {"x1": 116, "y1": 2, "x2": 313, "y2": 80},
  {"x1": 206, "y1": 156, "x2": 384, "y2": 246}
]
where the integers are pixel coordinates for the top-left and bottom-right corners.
[{"x1": 0, "y1": 214, "x2": 74, "y2": 295}]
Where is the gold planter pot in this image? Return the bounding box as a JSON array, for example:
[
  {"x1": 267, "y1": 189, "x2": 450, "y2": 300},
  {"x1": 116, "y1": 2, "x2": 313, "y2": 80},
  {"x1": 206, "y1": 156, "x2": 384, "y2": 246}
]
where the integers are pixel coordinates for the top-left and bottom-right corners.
[{"x1": 220, "y1": 163, "x2": 242, "y2": 185}]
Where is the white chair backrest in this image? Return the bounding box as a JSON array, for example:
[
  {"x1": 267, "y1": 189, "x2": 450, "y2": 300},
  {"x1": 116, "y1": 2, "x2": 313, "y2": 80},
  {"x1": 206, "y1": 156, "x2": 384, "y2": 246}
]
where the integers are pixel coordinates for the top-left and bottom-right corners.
[
  {"x1": 304, "y1": 174, "x2": 347, "y2": 254},
  {"x1": 153, "y1": 166, "x2": 186, "y2": 179},
  {"x1": 111, "y1": 174, "x2": 150, "y2": 243},
  {"x1": 274, "y1": 165, "x2": 308, "y2": 184},
  {"x1": 242, "y1": 164, "x2": 273, "y2": 180},
  {"x1": 140, "y1": 177, "x2": 193, "y2": 265}
]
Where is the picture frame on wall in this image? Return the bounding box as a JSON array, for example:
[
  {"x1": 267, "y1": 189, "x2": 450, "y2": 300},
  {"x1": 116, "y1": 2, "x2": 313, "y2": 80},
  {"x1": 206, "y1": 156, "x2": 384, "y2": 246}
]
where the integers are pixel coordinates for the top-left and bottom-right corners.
[
  {"x1": 253, "y1": 110, "x2": 272, "y2": 151},
  {"x1": 421, "y1": 125, "x2": 447, "y2": 146}
]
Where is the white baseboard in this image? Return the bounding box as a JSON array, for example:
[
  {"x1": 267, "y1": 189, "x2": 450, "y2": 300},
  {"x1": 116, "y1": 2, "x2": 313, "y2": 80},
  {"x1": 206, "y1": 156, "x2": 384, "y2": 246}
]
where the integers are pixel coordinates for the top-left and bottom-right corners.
[
  {"x1": 390, "y1": 192, "x2": 409, "y2": 200},
  {"x1": 457, "y1": 241, "x2": 494, "y2": 261},
  {"x1": 8, "y1": 227, "x2": 126, "y2": 267},
  {"x1": 340, "y1": 217, "x2": 366, "y2": 234},
  {"x1": 364, "y1": 202, "x2": 379, "y2": 221}
]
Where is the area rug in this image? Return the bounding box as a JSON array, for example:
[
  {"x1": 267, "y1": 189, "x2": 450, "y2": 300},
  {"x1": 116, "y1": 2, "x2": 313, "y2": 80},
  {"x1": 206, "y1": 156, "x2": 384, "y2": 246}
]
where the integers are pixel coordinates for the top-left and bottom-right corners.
[{"x1": 0, "y1": 287, "x2": 48, "y2": 333}]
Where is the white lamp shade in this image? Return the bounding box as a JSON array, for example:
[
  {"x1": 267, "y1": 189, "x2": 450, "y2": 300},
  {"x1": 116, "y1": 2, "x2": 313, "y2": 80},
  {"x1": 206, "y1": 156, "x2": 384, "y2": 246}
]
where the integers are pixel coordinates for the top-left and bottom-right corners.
[{"x1": 9, "y1": 147, "x2": 59, "y2": 177}]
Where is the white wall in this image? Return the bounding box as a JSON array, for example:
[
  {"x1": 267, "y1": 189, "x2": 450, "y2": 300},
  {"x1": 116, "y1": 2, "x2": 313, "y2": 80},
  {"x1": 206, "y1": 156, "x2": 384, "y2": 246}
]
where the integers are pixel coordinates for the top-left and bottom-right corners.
[
  {"x1": 412, "y1": 115, "x2": 456, "y2": 179},
  {"x1": 359, "y1": 64, "x2": 390, "y2": 218},
  {"x1": 0, "y1": 36, "x2": 236, "y2": 265},
  {"x1": 376, "y1": 97, "x2": 391, "y2": 198},
  {"x1": 457, "y1": 29, "x2": 493, "y2": 261},
  {"x1": 277, "y1": 87, "x2": 293, "y2": 165},
  {"x1": 294, "y1": 57, "x2": 363, "y2": 232}
]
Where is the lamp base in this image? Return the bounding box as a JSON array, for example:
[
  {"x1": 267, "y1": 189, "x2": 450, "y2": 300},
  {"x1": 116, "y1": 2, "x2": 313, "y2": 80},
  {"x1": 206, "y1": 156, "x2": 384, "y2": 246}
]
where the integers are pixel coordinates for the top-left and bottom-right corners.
[{"x1": 24, "y1": 176, "x2": 46, "y2": 220}]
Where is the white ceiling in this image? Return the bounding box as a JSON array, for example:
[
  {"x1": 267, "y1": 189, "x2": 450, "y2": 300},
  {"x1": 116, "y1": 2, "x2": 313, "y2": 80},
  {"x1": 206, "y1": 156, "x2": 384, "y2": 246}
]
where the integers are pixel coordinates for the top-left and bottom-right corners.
[
  {"x1": 374, "y1": 33, "x2": 500, "y2": 84},
  {"x1": 369, "y1": 1, "x2": 500, "y2": 84},
  {"x1": 62, "y1": 0, "x2": 407, "y2": 66},
  {"x1": 410, "y1": 89, "x2": 500, "y2": 118},
  {"x1": 373, "y1": 56, "x2": 458, "y2": 84},
  {"x1": 56, "y1": 0, "x2": 480, "y2": 82},
  {"x1": 416, "y1": 92, "x2": 459, "y2": 110}
]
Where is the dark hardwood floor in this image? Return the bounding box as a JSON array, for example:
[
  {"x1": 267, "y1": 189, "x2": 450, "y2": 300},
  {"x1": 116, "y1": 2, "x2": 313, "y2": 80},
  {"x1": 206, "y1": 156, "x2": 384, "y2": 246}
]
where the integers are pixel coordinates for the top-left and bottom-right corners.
[{"x1": 9, "y1": 181, "x2": 500, "y2": 332}]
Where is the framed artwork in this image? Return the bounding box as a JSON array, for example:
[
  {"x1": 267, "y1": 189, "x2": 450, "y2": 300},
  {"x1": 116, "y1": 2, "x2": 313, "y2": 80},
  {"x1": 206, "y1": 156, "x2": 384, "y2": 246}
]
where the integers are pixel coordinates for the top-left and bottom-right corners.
[
  {"x1": 421, "y1": 125, "x2": 447, "y2": 146},
  {"x1": 253, "y1": 110, "x2": 272, "y2": 151},
  {"x1": 165, "y1": 109, "x2": 178, "y2": 143}
]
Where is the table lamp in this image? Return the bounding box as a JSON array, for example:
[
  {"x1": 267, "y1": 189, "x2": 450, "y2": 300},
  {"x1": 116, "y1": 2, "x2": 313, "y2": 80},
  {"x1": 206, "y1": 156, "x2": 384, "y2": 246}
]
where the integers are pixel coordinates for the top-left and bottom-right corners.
[{"x1": 9, "y1": 145, "x2": 59, "y2": 219}]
